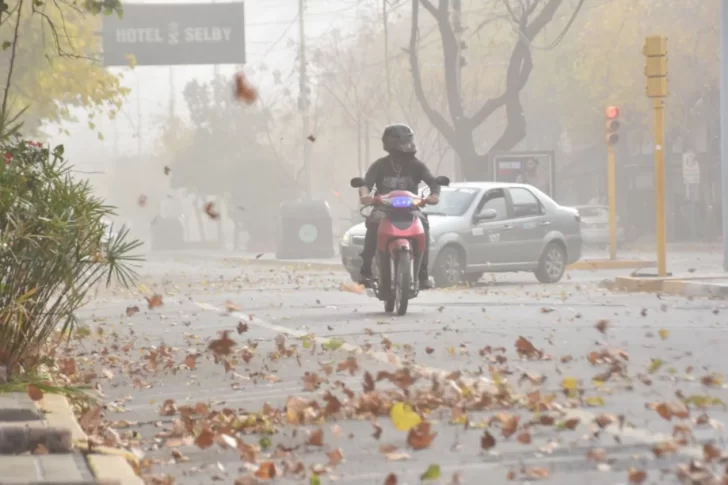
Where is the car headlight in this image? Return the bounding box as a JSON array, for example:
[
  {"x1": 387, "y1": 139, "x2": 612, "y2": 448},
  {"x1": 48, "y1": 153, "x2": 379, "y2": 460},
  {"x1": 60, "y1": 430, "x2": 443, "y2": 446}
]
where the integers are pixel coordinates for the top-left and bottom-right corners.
[{"x1": 341, "y1": 230, "x2": 352, "y2": 246}]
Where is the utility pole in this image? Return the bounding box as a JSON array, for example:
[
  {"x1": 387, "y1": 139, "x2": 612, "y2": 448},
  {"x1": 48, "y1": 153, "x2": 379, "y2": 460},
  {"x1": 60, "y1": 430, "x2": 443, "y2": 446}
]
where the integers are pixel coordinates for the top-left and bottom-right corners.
[
  {"x1": 169, "y1": 67, "x2": 175, "y2": 122},
  {"x1": 452, "y1": 0, "x2": 463, "y2": 181},
  {"x1": 298, "y1": 0, "x2": 311, "y2": 198},
  {"x1": 721, "y1": 0, "x2": 728, "y2": 270},
  {"x1": 383, "y1": 0, "x2": 391, "y2": 114},
  {"x1": 113, "y1": 118, "x2": 119, "y2": 162},
  {"x1": 212, "y1": 0, "x2": 219, "y2": 79},
  {"x1": 136, "y1": 76, "x2": 142, "y2": 159}
]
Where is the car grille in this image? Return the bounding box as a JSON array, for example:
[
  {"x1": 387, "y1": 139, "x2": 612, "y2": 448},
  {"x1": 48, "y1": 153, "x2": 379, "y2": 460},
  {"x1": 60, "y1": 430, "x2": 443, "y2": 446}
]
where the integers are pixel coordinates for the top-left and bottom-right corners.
[{"x1": 351, "y1": 236, "x2": 365, "y2": 246}]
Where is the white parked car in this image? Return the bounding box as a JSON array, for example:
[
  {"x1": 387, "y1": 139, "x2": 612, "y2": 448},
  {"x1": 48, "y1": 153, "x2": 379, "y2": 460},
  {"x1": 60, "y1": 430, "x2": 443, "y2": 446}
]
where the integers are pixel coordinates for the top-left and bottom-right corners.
[{"x1": 573, "y1": 205, "x2": 625, "y2": 246}]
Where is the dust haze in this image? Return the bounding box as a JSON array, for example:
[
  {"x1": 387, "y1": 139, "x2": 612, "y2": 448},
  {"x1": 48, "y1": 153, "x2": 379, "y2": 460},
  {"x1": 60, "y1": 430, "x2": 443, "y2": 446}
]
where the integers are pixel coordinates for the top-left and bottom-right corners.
[{"x1": 44, "y1": 0, "x2": 721, "y2": 253}]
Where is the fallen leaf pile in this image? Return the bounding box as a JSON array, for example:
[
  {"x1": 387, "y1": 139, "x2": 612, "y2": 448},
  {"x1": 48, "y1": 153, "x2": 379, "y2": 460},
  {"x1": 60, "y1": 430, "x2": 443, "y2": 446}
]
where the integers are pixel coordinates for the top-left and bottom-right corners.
[{"x1": 34, "y1": 291, "x2": 728, "y2": 485}]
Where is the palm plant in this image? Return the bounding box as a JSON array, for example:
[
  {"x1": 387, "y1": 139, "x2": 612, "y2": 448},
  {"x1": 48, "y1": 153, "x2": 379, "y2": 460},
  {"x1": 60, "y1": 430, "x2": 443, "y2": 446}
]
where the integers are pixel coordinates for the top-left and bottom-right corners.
[{"x1": 0, "y1": 136, "x2": 143, "y2": 375}]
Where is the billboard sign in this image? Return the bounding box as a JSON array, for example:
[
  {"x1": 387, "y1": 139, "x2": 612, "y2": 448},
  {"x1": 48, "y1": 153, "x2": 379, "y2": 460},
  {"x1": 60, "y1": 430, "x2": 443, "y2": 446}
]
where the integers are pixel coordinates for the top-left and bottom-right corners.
[
  {"x1": 102, "y1": 2, "x2": 246, "y2": 67},
  {"x1": 491, "y1": 151, "x2": 556, "y2": 199}
]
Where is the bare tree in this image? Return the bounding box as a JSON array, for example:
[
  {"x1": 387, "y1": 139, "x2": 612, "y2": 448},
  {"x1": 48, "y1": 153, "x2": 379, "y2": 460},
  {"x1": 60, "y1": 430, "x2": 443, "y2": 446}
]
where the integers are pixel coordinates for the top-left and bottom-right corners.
[{"x1": 408, "y1": 0, "x2": 575, "y2": 180}]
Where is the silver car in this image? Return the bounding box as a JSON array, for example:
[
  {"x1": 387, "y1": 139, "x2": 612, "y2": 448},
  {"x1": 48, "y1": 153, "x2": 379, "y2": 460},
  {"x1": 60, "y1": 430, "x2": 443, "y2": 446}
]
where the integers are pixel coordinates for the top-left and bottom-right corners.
[{"x1": 340, "y1": 182, "x2": 583, "y2": 287}]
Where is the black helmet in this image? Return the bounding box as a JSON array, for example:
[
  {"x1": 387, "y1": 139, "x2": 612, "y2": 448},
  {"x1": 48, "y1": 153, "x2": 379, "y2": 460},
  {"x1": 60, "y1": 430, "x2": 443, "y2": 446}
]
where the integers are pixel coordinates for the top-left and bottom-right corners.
[{"x1": 382, "y1": 124, "x2": 416, "y2": 154}]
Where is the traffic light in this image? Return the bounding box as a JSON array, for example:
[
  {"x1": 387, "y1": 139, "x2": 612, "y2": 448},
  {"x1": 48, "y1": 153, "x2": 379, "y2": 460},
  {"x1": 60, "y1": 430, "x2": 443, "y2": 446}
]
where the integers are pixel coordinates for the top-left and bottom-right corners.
[
  {"x1": 643, "y1": 36, "x2": 668, "y2": 98},
  {"x1": 605, "y1": 106, "x2": 620, "y2": 145}
]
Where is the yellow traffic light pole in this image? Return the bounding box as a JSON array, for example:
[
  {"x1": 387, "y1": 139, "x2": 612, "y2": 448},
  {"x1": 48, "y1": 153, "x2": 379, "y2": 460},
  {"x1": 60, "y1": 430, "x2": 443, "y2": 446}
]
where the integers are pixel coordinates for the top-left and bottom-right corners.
[
  {"x1": 607, "y1": 145, "x2": 617, "y2": 260},
  {"x1": 604, "y1": 107, "x2": 620, "y2": 261},
  {"x1": 653, "y1": 98, "x2": 667, "y2": 276},
  {"x1": 644, "y1": 35, "x2": 668, "y2": 277}
]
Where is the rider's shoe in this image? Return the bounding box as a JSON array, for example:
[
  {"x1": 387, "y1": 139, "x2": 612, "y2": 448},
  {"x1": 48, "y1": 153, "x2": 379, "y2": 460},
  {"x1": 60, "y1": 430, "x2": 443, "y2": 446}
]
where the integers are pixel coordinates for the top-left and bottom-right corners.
[
  {"x1": 419, "y1": 276, "x2": 435, "y2": 290},
  {"x1": 359, "y1": 267, "x2": 374, "y2": 288}
]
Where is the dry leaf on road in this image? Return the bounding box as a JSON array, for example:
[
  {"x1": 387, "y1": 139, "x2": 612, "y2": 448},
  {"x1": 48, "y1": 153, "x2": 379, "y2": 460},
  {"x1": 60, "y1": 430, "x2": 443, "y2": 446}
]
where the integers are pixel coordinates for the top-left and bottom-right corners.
[
  {"x1": 254, "y1": 461, "x2": 276, "y2": 480},
  {"x1": 481, "y1": 430, "x2": 496, "y2": 450},
  {"x1": 146, "y1": 294, "x2": 163, "y2": 309},
  {"x1": 27, "y1": 385, "x2": 43, "y2": 401},
  {"x1": 627, "y1": 468, "x2": 647, "y2": 484},
  {"x1": 407, "y1": 422, "x2": 437, "y2": 450},
  {"x1": 340, "y1": 282, "x2": 365, "y2": 294}
]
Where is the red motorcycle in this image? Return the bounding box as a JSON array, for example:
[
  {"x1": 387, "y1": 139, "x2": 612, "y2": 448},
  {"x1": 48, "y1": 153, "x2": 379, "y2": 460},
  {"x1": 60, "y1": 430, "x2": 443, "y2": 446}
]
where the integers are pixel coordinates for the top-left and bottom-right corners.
[{"x1": 350, "y1": 176, "x2": 450, "y2": 315}]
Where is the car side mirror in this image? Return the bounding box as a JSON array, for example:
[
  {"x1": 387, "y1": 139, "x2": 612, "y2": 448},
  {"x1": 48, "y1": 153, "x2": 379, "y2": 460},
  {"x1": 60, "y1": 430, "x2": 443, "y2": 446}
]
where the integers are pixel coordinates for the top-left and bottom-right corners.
[
  {"x1": 435, "y1": 175, "x2": 450, "y2": 186},
  {"x1": 474, "y1": 208, "x2": 498, "y2": 222},
  {"x1": 350, "y1": 177, "x2": 365, "y2": 188}
]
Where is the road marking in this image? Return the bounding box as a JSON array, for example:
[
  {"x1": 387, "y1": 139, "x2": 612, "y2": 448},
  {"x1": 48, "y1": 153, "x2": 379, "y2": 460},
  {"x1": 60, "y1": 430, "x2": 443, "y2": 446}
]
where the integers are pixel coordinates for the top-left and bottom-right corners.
[
  {"x1": 123, "y1": 378, "x2": 365, "y2": 411},
  {"x1": 194, "y1": 302, "x2": 477, "y2": 386},
  {"x1": 195, "y1": 301, "x2": 706, "y2": 459}
]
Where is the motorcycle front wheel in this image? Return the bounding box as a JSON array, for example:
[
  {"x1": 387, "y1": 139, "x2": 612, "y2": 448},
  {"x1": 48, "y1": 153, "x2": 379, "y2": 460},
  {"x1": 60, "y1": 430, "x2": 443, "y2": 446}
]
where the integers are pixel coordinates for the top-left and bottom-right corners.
[{"x1": 394, "y1": 250, "x2": 411, "y2": 316}]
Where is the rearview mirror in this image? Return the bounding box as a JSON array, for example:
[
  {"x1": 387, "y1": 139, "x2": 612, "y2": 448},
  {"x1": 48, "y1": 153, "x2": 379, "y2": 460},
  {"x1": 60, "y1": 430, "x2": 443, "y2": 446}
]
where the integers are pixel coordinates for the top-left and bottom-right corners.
[
  {"x1": 475, "y1": 208, "x2": 497, "y2": 221},
  {"x1": 350, "y1": 177, "x2": 365, "y2": 188},
  {"x1": 435, "y1": 175, "x2": 450, "y2": 186}
]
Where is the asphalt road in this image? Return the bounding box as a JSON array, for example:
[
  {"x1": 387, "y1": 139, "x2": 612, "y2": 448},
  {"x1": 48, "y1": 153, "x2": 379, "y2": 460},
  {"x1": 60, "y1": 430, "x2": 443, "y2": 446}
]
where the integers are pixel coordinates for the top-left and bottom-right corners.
[{"x1": 73, "y1": 254, "x2": 728, "y2": 485}]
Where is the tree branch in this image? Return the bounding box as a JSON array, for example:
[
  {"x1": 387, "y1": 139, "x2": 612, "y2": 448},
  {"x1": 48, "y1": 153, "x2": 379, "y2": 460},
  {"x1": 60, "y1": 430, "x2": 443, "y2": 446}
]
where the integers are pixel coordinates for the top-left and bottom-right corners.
[
  {"x1": 1, "y1": 0, "x2": 24, "y2": 134},
  {"x1": 485, "y1": 0, "x2": 563, "y2": 159},
  {"x1": 524, "y1": 0, "x2": 563, "y2": 39},
  {"x1": 407, "y1": 0, "x2": 456, "y2": 148}
]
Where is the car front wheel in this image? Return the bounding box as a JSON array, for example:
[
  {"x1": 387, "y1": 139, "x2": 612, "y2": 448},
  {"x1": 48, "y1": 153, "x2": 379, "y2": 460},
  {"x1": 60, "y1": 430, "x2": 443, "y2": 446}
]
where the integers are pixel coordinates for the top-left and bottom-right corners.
[
  {"x1": 534, "y1": 242, "x2": 567, "y2": 284},
  {"x1": 433, "y1": 246, "x2": 464, "y2": 288}
]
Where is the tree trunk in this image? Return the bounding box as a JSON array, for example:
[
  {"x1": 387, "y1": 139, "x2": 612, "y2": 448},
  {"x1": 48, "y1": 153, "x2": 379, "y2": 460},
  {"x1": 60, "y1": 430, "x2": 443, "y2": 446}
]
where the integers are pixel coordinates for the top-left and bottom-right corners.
[{"x1": 409, "y1": 0, "x2": 565, "y2": 179}]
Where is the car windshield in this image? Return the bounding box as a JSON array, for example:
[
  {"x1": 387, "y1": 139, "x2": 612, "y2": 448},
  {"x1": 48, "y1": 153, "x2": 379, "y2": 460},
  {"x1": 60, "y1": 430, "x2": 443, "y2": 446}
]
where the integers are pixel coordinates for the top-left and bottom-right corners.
[{"x1": 421, "y1": 187, "x2": 477, "y2": 216}]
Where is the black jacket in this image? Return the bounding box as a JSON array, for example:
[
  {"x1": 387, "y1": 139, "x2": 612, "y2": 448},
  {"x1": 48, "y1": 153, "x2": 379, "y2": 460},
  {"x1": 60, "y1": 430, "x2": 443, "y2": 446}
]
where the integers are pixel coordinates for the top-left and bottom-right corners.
[{"x1": 363, "y1": 155, "x2": 441, "y2": 196}]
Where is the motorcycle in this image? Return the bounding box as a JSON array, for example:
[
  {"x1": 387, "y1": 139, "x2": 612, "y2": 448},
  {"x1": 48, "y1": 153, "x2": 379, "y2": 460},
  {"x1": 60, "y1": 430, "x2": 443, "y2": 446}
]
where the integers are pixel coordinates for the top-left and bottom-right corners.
[{"x1": 349, "y1": 175, "x2": 450, "y2": 316}]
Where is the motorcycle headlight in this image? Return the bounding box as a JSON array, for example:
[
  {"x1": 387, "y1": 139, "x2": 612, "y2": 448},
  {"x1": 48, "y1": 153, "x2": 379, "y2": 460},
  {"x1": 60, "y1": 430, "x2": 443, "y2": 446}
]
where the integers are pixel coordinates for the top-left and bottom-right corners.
[{"x1": 341, "y1": 230, "x2": 352, "y2": 246}]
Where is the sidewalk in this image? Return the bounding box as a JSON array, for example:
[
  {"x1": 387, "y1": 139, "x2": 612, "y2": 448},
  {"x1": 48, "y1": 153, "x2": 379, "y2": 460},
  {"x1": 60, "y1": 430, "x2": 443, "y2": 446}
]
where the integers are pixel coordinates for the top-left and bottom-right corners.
[
  {"x1": 0, "y1": 366, "x2": 142, "y2": 485},
  {"x1": 620, "y1": 241, "x2": 723, "y2": 253},
  {"x1": 613, "y1": 274, "x2": 728, "y2": 299}
]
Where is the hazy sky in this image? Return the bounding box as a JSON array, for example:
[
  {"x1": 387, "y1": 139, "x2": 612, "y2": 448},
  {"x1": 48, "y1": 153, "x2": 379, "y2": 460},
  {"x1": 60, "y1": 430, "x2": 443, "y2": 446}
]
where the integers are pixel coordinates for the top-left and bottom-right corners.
[{"x1": 48, "y1": 0, "x2": 371, "y2": 174}]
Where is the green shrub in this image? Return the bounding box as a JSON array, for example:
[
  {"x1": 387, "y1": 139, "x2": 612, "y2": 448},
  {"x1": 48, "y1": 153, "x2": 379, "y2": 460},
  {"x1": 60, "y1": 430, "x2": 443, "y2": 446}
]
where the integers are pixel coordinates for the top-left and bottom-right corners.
[{"x1": 0, "y1": 136, "x2": 142, "y2": 375}]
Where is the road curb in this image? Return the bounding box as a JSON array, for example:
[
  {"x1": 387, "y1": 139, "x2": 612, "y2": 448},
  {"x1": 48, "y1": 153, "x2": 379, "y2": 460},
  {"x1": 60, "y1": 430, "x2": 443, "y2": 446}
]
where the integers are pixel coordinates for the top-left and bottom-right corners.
[
  {"x1": 613, "y1": 275, "x2": 728, "y2": 298},
  {"x1": 0, "y1": 425, "x2": 73, "y2": 453},
  {"x1": 567, "y1": 259, "x2": 657, "y2": 271},
  {"x1": 49, "y1": 400, "x2": 143, "y2": 485},
  {"x1": 87, "y1": 455, "x2": 144, "y2": 485},
  {"x1": 36, "y1": 393, "x2": 88, "y2": 446},
  {"x1": 0, "y1": 389, "x2": 143, "y2": 484},
  {"x1": 661, "y1": 279, "x2": 728, "y2": 298}
]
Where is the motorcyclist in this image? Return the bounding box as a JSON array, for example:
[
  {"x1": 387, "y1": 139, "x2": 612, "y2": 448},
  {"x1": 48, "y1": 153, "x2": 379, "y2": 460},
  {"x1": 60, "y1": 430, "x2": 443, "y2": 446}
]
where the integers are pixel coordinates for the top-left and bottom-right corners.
[{"x1": 358, "y1": 124, "x2": 441, "y2": 289}]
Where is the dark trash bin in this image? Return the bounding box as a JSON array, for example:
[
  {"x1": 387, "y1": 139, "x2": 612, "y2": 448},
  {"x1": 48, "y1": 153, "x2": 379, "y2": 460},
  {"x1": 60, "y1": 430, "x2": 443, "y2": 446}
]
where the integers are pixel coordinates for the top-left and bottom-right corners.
[{"x1": 276, "y1": 200, "x2": 334, "y2": 259}]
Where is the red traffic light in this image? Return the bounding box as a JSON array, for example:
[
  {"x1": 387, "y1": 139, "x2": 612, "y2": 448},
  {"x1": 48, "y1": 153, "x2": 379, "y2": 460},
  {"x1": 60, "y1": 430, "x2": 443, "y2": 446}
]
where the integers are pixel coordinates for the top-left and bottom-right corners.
[{"x1": 605, "y1": 106, "x2": 620, "y2": 119}]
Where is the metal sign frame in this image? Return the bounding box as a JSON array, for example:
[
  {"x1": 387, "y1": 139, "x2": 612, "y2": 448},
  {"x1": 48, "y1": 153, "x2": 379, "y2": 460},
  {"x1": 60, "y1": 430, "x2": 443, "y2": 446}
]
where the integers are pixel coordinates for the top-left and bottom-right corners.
[
  {"x1": 102, "y1": 2, "x2": 246, "y2": 67},
  {"x1": 489, "y1": 150, "x2": 557, "y2": 199}
]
